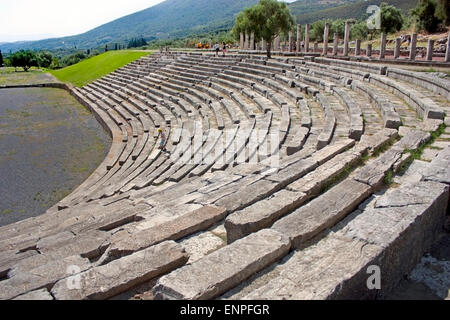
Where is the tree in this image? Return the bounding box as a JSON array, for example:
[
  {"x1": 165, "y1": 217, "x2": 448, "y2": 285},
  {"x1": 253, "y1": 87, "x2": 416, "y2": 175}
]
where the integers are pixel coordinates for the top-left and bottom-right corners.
[
  {"x1": 411, "y1": 0, "x2": 442, "y2": 33},
  {"x1": 351, "y1": 21, "x2": 370, "y2": 40},
  {"x1": 10, "y1": 50, "x2": 38, "y2": 72},
  {"x1": 37, "y1": 51, "x2": 53, "y2": 68},
  {"x1": 128, "y1": 37, "x2": 148, "y2": 49},
  {"x1": 310, "y1": 20, "x2": 327, "y2": 42},
  {"x1": 436, "y1": 0, "x2": 449, "y2": 25},
  {"x1": 380, "y1": 2, "x2": 404, "y2": 34},
  {"x1": 232, "y1": 0, "x2": 294, "y2": 58},
  {"x1": 0, "y1": 50, "x2": 3, "y2": 67}
]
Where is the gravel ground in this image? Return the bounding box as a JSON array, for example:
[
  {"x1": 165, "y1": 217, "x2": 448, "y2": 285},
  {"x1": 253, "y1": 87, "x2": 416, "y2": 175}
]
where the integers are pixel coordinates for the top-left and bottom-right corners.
[{"x1": 0, "y1": 87, "x2": 111, "y2": 226}]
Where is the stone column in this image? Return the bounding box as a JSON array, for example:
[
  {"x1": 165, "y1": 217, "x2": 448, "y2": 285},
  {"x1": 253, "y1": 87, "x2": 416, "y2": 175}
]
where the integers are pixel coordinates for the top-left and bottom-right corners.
[
  {"x1": 262, "y1": 39, "x2": 267, "y2": 51},
  {"x1": 289, "y1": 31, "x2": 293, "y2": 52},
  {"x1": 367, "y1": 43, "x2": 372, "y2": 57},
  {"x1": 380, "y1": 33, "x2": 386, "y2": 59},
  {"x1": 244, "y1": 33, "x2": 248, "y2": 50},
  {"x1": 343, "y1": 20, "x2": 350, "y2": 56},
  {"x1": 355, "y1": 39, "x2": 361, "y2": 56},
  {"x1": 297, "y1": 25, "x2": 302, "y2": 53},
  {"x1": 394, "y1": 37, "x2": 401, "y2": 59},
  {"x1": 305, "y1": 24, "x2": 310, "y2": 53},
  {"x1": 332, "y1": 33, "x2": 338, "y2": 56},
  {"x1": 250, "y1": 32, "x2": 255, "y2": 50},
  {"x1": 426, "y1": 39, "x2": 434, "y2": 61},
  {"x1": 323, "y1": 23, "x2": 329, "y2": 56},
  {"x1": 409, "y1": 33, "x2": 417, "y2": 60},
  {"x1": 314, "y1": 42, "x2": 318, "y2": 53},
  {"x1": 240, "y1": 32, "x2": 244, "y2": 50},
  {"x1": 446, "y1": 31, "x2": 450, "y2": 62},
  {"x1": 275, "y1": 35, "x2": 280, "y2": 51}
]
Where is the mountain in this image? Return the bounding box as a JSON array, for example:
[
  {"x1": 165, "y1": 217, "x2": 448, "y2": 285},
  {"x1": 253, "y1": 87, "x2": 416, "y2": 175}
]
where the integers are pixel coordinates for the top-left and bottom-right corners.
[
  {"x1": 1, "y1": 0, "x2": 260, "y2": 52},
  {"x1": 292, "y1": 0, "x2": 418, "y2": 25},
  {"x1": 1, "y1": 0, "x2": 417, "y2": 52}
]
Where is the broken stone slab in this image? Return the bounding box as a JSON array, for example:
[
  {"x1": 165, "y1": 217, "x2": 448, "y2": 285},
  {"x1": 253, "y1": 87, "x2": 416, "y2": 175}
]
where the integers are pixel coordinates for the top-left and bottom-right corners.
[
  {"x1": 152, "y1": 229, "x2": 290, "y2": 300},
  {"x1": 272, "y1": 179, "x2": 372, "y2": 249},
  {"x1": 310, "y1": 138, "x2": 355, "y2": 165},
  {"x1": 239, "y1": 235, "x2": 380, "y2": 300},
  {"x1": 37, "y1": 230, "x2": 110, "y2": 260},
  {"x1": 102, "y1": 206, "x2": 226, "y2": 262},
  {"x1": 394, "y1": 129, "x2": 430, "y2": 150},
  {"x1": 51, "y1": 241, "x2": 188, "y2": 300},
  {"x1": 352, "y1": 147, "x2": 404, "y2": 189},
  {"x1": 13, "y1": 288, "x2": 54, "y2": 300},
  {"x1": 0, "y1": 230, "x2": 111, "y2": 277},
  {"x1": 354, "y1": 129, "x2": 398, "y2": 156},
  {"x1": 333, "y1": 180, "x2": 450, "y2": 298},
  {"x1": 287, "y1": 150, "x2": 362, "y2": 197},
  {"x1": 214, "y1": 179, "x2": 281, "y2": 213},
  {"x1": 0, "y1": 255, "x2": 91, "y2": 300},
  {"x1": 240, "y1": 180, "x2": 449, "y2": 300},
  {"x1": 225, "y1": 190, "x2": 307, "y2": 244},
  {"x1": 421, "y1": 146, "x2": 450, "y2": 185},
  {"x1": 264, "y1": 158, "x2": 318, "y2": 186}
]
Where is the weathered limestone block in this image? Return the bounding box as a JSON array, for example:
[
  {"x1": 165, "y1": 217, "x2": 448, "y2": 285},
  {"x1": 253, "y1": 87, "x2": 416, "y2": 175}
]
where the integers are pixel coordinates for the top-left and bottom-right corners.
[
  {"x1": 0, "y1": 255, "x2": 91, "y2": 300},
  {"x1": 421, "y1": 146, "x2": 450, "y2": 185},
  {"x1": 264, "y1": 158, "x2": 318, "y2": 186},
  {"x1": 354, "y1": 129, "x2": 398, "y2": 156},
  {"x1": 352, "y1": 147, "x2": 403, "y2": 189},
  {"x1": 335, "y1": 181, "x2": 449, "y2": 298},
  {"x1": 13, "y1": 289, "x2": 54, "y2": 300},
  {"x1": 241, "y1": 235, "x2": 380, "y2": 300},
  {"x1": 214, "y1": 179, "x2": 281, "y2": 213},
  {"x1": 394, "y1": 129, "x2": 430, "y2": 150},
  {"x1": 153, "y1": 229, "x2": 290, "y2": 300},
  {"x1": 241, "y1": 181, "x2": 449, "y2": 300},
  {"x1": 51, "y1": 241, "x2": 188, "y2": 300},
  {"x1": 272, "y1": 179, "x2": 372, "y2": 249},
  {"x1": 225, "y1": 190, "x2": 307, "y2": 243},
  {"x1": 310, "y1": 138, "x2": 355, "y2": 165},
  {"x1": 287, "y1": 151, "x2": 361, "y2": 196},
  {"x1": 103, "y1": 206, "x2": 226, "y2": 261}
]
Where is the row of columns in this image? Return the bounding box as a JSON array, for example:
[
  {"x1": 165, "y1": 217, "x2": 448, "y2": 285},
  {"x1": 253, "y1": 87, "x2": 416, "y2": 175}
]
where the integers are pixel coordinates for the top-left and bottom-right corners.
[{"x1": 239, "y1": 25, "x2": 450, "y2": 63}]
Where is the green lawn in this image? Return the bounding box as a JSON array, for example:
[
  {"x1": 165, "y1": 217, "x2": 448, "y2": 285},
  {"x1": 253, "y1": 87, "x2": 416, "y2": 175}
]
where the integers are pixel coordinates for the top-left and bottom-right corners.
[{"x1": 49, "y1": 50, "x2": 150, "y2": 87}]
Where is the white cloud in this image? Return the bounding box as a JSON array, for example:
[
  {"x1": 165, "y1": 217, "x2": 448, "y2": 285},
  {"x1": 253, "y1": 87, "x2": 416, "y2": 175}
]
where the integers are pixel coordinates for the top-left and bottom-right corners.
[{"x1": 0, "y1": 0, "x2": 165, "y2": 42}]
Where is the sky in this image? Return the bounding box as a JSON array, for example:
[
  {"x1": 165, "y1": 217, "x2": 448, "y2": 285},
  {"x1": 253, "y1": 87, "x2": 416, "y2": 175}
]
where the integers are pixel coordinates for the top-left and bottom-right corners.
[
  {"x1": 0, "y1": 0, "x2": 165, "y2": 42},
  {"x1": 0, "y1": 0, "x2": 298, "y2": 43}
]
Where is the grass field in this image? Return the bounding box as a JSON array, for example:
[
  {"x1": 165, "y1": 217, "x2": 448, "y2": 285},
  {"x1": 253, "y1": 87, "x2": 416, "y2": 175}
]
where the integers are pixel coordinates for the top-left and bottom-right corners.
[{"x1": 49, "y1": 51, "x2": 150, "y2": 87}]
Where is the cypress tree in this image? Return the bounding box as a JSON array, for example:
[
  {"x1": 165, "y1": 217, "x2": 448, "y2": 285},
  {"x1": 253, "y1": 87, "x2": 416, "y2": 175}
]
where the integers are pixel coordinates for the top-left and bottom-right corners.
[{"x1": 0, "y1": 50, "x2": 4, "y2": 67}]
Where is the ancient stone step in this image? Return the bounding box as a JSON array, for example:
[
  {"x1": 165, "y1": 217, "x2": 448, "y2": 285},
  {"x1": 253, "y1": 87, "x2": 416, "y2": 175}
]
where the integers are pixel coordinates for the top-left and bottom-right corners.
[
  {"x1": 225, "y1": 190, "x2": 307, "y2": 244},
  {"x1": 51, "y1": 241, "x2": 188, "y2": 300},
  {"x1": 272, "y1": 178, "x2": 372, "y2": 249},
  {"x1": 0, "y1": 255, "x2": 92, "y2": 300},
  {"x1": 237, "y1": 180, "x2": 449, "y2": 300},
  {"x1": 101, "y1": 206, "x2": 226, "y2": 262},
  {"x1": 152, "y1": 229, "x2": 290, "y2": 300}
]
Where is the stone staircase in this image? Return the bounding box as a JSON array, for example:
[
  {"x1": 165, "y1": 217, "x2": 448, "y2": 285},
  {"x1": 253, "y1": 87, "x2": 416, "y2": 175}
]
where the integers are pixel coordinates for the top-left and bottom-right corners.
[{"x1": 0, "y1": 52, "x2": 449, "y2": 300}]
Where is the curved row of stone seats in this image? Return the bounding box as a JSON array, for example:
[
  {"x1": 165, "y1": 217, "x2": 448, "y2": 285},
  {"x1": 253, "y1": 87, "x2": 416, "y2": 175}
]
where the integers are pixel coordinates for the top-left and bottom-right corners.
[
  {"x1": 232, "y1": 59, "x2": 354, "y2": 150},
  {"x1": 313, "y1": 57, "x2": 446, "y2": 121},
  {"x1": 70, "y1": 89, "x2": 166, "y2": 202},
  {"x1": 66, "y1": 74, "x2": 181, "y2": 202},
  {"x1": 2, "y1": 52, "x2": 448, "y2": 300},
  {"x1": 152, "y1": 129, "x2": 447, "y2": 300},
  {"x1": 96, "y1": 57, "x2": 268, "y2": 188},
  {"x1": 314, "y1": 57, "x2": 388, "y2": 75},
  {"x1": 386, "y1": 67, "x2": 450, "y2": 101},
  {"x1": 289, "y1": 59, "x2": 402, "y2": 130},
  {"x1": 369, "y1": 74, "x2": 445, "y2": 120}
]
